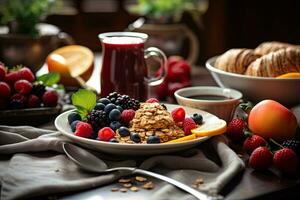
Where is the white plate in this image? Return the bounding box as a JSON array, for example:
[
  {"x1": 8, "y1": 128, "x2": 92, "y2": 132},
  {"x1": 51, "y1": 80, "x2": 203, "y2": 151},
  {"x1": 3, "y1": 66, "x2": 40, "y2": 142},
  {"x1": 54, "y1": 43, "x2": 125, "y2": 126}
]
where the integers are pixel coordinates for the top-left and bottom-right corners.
[{"x1": 55, "y1": 104, "x2": 222, "y2": 155}]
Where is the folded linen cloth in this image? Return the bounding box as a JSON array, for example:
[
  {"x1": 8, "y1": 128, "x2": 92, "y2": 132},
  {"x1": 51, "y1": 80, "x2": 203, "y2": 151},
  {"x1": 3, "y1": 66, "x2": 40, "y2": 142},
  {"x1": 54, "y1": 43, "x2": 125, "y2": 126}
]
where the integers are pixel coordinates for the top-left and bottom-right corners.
[{"x1": 0, "y1": 125, "x2": 245, "y2": 200}]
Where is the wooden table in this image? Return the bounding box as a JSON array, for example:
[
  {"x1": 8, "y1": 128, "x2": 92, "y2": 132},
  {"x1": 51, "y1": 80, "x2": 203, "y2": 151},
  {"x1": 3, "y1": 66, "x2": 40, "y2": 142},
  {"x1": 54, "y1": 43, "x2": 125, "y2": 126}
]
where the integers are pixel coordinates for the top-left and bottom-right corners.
[{"x1": 35, "y1": 64, "x2": 300, "y2": 200}]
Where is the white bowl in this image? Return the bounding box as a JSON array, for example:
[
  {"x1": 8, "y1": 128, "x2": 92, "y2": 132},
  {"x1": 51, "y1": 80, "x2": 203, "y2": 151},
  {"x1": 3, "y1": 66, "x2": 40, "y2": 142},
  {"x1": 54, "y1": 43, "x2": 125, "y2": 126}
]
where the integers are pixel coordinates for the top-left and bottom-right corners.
[
  {"x1": 54, "y1": 104, "x2": 226, "y2": 156},
  {"x1": 206, "y1": 56, "x2": 300, "y2": 106},
  {"x1": 174, "y1": 86, "x2": 242, "y2": 122}
]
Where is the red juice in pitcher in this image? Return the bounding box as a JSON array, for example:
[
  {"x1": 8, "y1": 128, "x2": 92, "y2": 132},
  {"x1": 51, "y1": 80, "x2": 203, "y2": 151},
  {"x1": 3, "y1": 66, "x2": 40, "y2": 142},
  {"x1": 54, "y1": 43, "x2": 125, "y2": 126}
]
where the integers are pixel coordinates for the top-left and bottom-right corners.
[
  {"x1": 100, "y1": 36, "x2": 147, "y2": 100},
  {"x1": 99, "y1": 32, "x2": 167, "y2": 101}
]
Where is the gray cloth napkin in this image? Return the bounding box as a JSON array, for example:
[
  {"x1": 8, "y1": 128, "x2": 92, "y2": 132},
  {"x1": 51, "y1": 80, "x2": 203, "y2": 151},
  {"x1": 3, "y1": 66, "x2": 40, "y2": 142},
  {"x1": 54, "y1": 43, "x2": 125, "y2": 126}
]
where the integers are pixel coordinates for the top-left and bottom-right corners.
[{"x1": 0, "y1": 125, "x2": 245, "y2": 200}]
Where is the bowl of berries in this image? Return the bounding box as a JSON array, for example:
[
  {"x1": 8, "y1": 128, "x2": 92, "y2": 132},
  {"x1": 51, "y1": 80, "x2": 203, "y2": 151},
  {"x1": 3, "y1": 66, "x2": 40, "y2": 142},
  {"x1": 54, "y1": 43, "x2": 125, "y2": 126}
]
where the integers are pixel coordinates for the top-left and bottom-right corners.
[
  {"x1": 55, "y1": 90, "x2": 227, "y2": 155},
  {"x1": 0, "y1": 62, "x2": 62, "y2": 125}
]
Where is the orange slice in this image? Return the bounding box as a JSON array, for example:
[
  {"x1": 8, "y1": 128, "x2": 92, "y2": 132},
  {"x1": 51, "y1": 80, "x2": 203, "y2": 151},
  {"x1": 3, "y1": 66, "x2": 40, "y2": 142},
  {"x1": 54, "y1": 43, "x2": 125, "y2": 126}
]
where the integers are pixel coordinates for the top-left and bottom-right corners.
[
  {"x1": 276, "y1": 72, "x2": 300, "y2": 78},
  {"x1": 46, "y1": 45, "x2": 94, "y2": 86},
  {"x1": 166, "y1": 134, "x2": 197, "y2": 144},
  {"x1": 191, "y1": 119, "x2": 227, "y2": 137}
]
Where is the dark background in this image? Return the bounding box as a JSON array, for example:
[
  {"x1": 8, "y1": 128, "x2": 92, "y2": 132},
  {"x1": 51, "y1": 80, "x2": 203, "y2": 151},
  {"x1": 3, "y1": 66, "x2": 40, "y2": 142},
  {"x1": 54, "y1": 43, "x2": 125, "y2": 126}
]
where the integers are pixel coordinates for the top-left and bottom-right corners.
[{"x1": 3, "y1": 0, "x2": 300, "y2": 65}]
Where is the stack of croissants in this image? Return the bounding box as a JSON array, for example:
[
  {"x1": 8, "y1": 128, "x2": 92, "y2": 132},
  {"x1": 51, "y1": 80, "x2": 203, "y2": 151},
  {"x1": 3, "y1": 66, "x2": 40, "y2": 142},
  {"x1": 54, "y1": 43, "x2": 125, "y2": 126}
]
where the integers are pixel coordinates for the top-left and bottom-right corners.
[{"x1": 214, "y1": 41, "x2": 300, "y2": 77}]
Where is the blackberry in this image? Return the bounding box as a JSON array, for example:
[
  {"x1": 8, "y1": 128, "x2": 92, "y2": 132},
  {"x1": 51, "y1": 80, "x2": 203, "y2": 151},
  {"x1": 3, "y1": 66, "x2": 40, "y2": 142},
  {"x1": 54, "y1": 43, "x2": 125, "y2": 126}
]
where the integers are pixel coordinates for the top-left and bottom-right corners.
[
  {"x1": 106, "y1": 92, "x2": 140, "y2": 110},
  {"x1": 87, "y1": 109, "x2": 109, "y2": 132},
  {"x1": 282, "y1": 140, "x2": 300, "y2": 157},
  {"x1": 31, "y1": 83, "x2": 46, "y2": 97}
]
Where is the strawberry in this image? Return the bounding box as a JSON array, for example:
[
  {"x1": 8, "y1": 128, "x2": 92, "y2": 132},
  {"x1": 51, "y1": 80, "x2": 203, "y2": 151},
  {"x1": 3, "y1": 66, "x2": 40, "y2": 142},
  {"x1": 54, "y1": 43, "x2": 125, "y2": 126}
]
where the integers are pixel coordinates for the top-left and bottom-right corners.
[
  {"x1": 75, "y1": 122, "x2": 93, "y2": 138},
  {"x1": 0, "y1": 63, "x2": 7, "y2": 81},
  {"x1": 121, "y1": 109, "x2": 135, "y2": 124},
  {"x1": 243, "y1": 135, "x2": 267, "y2": 154},
  {"x1": 98, "y1": 127, "x2": 115, "y2": 141},
  {"x1": 273, "y1": 148, "x2": 298, "y2": 174},
  {"x1": 0, "y1": 81, "x2": 11, "y2": 98},
  {"x1": 42, "y1": 90, "x2": 58, "y2": 107},
  {"x1": 249, "y1": 147, "x2": 273, "y2": 170},
  {"x1": 18, "y1": 67, "x2": 35, "y2": 82},
  {"x1": 27, "y1": 94, "x2": 41, "y2": 108},
  {"x1": 171, "y1": 107, "x2": 186, "y2": 123},
  {"x1": 146, "y1": 98, "x2": 159, "y2": 103},
  {"x1": 14, "y1": 79, "x2": 32, "y2": 95},
  {"x1": 183, "y1": 117, "x2": 197, "y2": 135},
  {"x1": 5, "y1": 71, "x2": 20, "y2": 85},
  {"x1": 226, "y1": 118, "x2": 247, "y2": 142}
]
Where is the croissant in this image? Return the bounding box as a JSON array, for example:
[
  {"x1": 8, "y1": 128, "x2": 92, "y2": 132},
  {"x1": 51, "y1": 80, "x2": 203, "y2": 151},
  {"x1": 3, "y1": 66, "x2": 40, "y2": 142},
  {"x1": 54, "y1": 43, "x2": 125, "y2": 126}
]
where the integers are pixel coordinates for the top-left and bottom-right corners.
[
  {"x1": 245, "y1": 48, "x2": 300, "y2": 77},
  {"x1": 254, "y1": 41, "x2": 299, "y2": 55},
  {"x1": 215, "y1": 49, "x2": 259, "y2": 74}
]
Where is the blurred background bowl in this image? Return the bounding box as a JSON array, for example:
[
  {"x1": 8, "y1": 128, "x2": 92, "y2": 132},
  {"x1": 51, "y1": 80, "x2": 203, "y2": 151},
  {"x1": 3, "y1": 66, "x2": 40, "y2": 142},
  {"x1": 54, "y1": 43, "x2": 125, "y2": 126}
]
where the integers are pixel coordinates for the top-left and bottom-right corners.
[{"x1": 206, "y1": 56, "x2": 300, "y2": 106}]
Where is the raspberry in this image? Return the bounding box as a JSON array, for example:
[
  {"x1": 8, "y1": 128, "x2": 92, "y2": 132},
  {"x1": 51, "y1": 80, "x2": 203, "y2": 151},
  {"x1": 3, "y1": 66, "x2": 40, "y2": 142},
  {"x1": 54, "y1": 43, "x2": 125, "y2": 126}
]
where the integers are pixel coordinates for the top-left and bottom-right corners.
[
  {"x1": 31, "y1": 83, "x2": 46, "y2": 97},
  {"x1": 273, "y1": 148, "x2": 298, "y2": 174},
  {"x1": 243, "y1": 135, "x2": 267, "y2": 154},
  {"x1": 183, "y1": 118, "x2": 197, "y2": 135},
  {"x1": 171, "y1": 107, "x2": 186, "y2": 123},
  {"x1": 249, "y1": 147, "x2": 273, "y2": 170},
  {"x1": 0, "y1": 63, "x2": 6, "y2": 81},
  {"x1": 226, "y1": 118, "x2": 247, "y2": 142},
  {"x1": 98, "y1": 127, "x2": 115, "y2": 141},
  {"x1": 0, "y1": 81, "x2": 11, "y2": 98},
  {"x1": 14, "y1": 79, "x2": 32, "y2": 95},
  {"x1": 18, "y1": 67, "x2": 35, "y2": 82},
  {"x1": 121, "y1": 109, "x2": 135, "y2": 124},
  {"x1": 5, "y1": 71, "x2": 19, "y2": 85},
  {"x1": 9, "y1": 93, "x2": 27, "y2": 109},
  {"x1": 75, "y1": 122, "x2": 93, "y2": 138},
  {"x1": 146, "y1": 98, "x2": 159, "y2": 103},
  {"x1": 27, "y1": 94, "x2": 40, "y2": 108},
  {"x1": 42, "y1": 90, "x2": 58, "y2": 107}
]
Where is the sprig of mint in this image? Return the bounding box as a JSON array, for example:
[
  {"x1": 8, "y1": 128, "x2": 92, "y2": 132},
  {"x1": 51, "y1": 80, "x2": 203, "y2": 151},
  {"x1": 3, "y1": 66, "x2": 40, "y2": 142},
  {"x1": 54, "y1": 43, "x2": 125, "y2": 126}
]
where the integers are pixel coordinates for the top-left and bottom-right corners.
[
  {"x1": 37, "y1": 72, "x2": 60, "y2": 86},
  {"x1": 71, "y1": 89, "x2": 96, "y2": 119}
]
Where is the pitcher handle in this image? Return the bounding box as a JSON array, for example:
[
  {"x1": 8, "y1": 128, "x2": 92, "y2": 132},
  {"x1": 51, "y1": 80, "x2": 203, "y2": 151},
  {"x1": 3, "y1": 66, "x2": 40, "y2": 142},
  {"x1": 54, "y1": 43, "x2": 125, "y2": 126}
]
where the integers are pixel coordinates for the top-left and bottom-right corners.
[{"x1": 144, "y1": 47, "x2": 168, "y2": 86}]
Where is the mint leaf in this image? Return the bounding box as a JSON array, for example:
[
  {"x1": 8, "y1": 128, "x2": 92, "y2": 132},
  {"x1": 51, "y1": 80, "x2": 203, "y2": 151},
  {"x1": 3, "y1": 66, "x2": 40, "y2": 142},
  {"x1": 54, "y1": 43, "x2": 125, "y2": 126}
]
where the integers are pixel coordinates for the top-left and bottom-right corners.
[
  {"x1": 71, "y1": 89, "x2": 96, "y2": 119},
  {"x1": 37, "y1": 73, "x2": 60, "y2": 86}
]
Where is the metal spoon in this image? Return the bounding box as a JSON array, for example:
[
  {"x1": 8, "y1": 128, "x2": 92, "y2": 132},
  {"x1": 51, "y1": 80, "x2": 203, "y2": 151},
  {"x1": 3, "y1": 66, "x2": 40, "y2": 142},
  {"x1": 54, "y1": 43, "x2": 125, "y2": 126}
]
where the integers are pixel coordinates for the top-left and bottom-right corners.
[{"x1": 63, "y1": 143, "x2": 223, "y2": 200}]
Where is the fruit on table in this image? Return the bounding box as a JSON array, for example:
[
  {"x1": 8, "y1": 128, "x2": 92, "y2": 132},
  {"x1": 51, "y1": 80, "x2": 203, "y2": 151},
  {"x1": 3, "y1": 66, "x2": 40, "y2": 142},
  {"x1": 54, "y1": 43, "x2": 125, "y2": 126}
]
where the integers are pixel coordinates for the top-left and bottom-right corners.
[
  {"x1": 243, "y1": 135, "x2": 267, "y2": 154},
  {"x1": 282, "y1": 140, "x2": 300, "y2": 158},
  {"x1": 155, "y1": 56, "x2": 191, "y2": 99},
  {"x1": 249, "y1": 146, "x2": 273, "y2": 170},
  {"x1": 226, "y1": 118, "x2": 247, "y2": 142},
  {"x1": 248, "y1": 100, "x2": 298, "y2": 142},
  {"x1": 47, "y1": 45, "x2": 94, "y2": 86},
  {"x1": 0, "y1": 64, "x2": 59, "y2": 110},
  {"x1": 273, "y1": 148, "x2": 298, "y2": 174},
  {"x1": 183, "y1": 117, "x2": 197, "y2": 135}
]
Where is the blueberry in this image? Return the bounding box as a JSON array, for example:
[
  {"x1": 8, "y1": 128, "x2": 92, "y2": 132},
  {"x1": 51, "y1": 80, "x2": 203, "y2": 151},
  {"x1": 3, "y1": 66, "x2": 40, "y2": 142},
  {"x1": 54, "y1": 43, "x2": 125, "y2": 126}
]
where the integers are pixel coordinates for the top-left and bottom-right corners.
[
  {"x1": 71, "y1": 120, "x2": 80, "y2": 132},
  {"x1": 109, "y1": 138, "x2": 119, "y2": 143},
  {"x1": 147, "y1": 136, "x2": 161, "y2": 144},
  {"x1": 118, "y1": 126, "x2": 130, "y2": 137},
  {"x1": 94, "y1": 103, "x2": 105, "y2": 110},
  {"x1": 191, "y1": 113, "x2": 203, "y2": 125},
  {"x1": 97, "y1": 98, "x2": 111, "y2": 105},
  {"x1": 68, "y1": 112, "x2": 81, "y2": 125},
  {"x1": 110, "y1": 121, "x2": 122, "y2": 131},
  {"x1": 104, "y1": 103, "x2": 117, "y2": 113},
  {"x1": 116, "y1": 105, "x2": 123, "y2": 113},
  {"x1": 109, "y1": 109, "x2": 121, "y2": 121},
  {"x1": 130, "y1": 132, "x2": 141, "y2": 143}
]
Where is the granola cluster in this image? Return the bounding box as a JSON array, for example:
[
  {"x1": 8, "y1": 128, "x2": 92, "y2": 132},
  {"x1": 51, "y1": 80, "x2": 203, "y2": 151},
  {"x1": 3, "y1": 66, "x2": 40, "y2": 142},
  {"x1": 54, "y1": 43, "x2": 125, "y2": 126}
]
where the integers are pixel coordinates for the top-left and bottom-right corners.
[{"x1": 116, "y1": 103, "x2": 184, "y2": 144}]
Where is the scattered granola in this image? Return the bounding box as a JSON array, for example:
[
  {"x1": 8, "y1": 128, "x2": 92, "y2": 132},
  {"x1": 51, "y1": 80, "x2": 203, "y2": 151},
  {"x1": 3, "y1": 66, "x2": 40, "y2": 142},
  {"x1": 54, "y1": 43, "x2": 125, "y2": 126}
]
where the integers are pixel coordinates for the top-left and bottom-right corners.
[
  {"x1": 119, "y1": 188, "x2": 128, "y2": 193},
  {"x1": 122, "y1": 183, "x2": 132, "y2": 188},
  {"x1": 135, "y1": 176, "x2": 147, "y2": 182},
  {"x1": 118, "y1": 178, "x2": 131, "y2": 183},
  {"x1": 130, "y1": 186, "x2": 139, "y2": 192},
  {"x1": 192, "y1": 177, "x2": 205, "y2": 189},
  {"x1": 111, "y1": 188, "x2": 119, "y2": 192},
  {"x1": 142, "y1": 181, "x2": 155, "y2": 189}
]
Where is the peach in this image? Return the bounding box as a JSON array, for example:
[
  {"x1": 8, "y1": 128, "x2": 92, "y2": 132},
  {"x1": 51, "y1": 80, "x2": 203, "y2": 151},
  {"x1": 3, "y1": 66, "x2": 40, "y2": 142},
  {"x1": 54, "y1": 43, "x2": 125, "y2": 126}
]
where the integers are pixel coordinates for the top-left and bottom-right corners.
[{"x1": 248, "y1": 100, "x2": 298, "y2": 142}]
